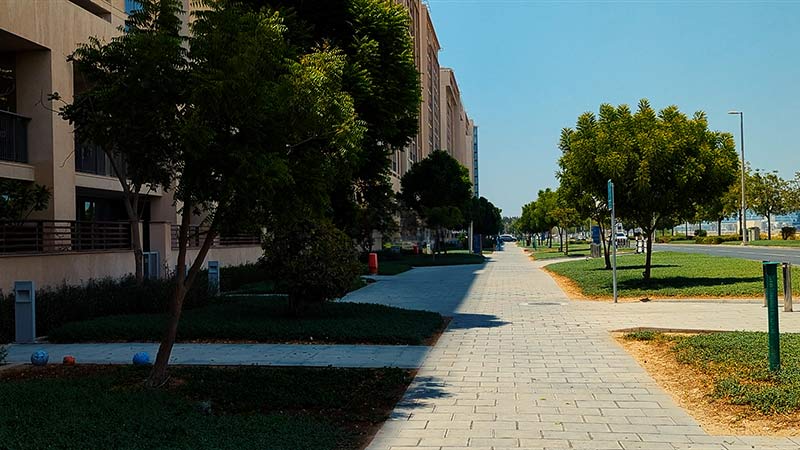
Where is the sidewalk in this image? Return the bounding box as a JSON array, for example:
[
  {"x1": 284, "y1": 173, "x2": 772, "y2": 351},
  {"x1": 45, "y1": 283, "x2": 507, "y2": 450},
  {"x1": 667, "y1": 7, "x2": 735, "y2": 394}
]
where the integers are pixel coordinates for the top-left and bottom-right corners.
[
  {"x1": 358, "y1": 244, "x2": 800, "y2": 450},
  {"x1": 5, "y1": 343, "x2": 429, "y2": 368}
]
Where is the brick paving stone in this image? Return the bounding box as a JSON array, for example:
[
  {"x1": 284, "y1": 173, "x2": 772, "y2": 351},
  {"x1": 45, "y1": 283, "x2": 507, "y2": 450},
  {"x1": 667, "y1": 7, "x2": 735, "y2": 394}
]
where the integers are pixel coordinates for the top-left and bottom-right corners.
[{"x1": 359, "y1": 245, "x2": 800, "y2": 450}]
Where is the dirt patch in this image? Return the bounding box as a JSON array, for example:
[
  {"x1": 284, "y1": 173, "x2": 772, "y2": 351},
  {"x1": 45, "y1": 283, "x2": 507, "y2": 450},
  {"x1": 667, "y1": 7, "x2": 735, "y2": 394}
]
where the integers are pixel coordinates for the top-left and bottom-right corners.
[
  {"x1": 615, "y1": 334, "x2": 800, "y2": 436},
  {"x1": 542, "y1": 266, "x2": 762, "y2": 303}
]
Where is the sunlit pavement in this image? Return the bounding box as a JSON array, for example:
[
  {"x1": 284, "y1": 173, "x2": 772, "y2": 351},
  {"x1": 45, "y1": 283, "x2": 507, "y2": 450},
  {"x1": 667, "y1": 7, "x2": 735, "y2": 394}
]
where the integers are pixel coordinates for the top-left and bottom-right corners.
[{"x1": 354, "y1": 243, "x2": 800, "y2": 450}]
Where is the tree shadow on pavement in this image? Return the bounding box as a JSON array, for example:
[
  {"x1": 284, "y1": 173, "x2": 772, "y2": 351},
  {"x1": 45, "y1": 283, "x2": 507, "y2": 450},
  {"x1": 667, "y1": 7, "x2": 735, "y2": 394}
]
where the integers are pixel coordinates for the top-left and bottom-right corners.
[{"x1": 446, "y1": 313, "x2": 510, "y2": 331}]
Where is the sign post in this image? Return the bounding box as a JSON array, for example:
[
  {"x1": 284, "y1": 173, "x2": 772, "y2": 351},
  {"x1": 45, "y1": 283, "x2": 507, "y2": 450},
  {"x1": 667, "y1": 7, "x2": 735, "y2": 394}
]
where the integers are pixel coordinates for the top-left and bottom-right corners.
[
  {"x1": 608, "y1": 180, "x2": 617, "y2": 304},
  {"x1": 763, "y1": 261, "x2": 780, "y2": 371}
]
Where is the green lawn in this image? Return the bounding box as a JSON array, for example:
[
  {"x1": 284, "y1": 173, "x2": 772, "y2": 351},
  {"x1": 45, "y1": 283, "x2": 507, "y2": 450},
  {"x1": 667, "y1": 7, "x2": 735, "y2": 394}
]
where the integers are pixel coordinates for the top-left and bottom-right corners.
[
  {"x1": 47, "y1": 296, "x2": 444, "y2": 345},
  {"x1": 722, "y1": 239, "x2": 800, "y2": 248},
  {"x1": 625, "y1": 331, "x2": 800, "y2": 414},
  {"x1": 0, "y1": 365, "x2": 413, "y2": 450},
  {"x1": 370, "y1": 252, "x2": 487, "y2": 275},
  {"x1": 546, "y1": 251, "x2": 800, "y2": 298}
]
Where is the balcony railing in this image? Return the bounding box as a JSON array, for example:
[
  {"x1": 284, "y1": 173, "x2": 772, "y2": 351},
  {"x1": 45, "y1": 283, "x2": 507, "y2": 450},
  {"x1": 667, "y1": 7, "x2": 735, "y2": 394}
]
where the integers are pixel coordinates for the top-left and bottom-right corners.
[
  {"x1": 0, "y1": 220, "x2": 132, "y2": 254},
  {"x1": 75, "y1": 141, "x2": 126, "y2": 177},
  {"x1": 0, "y1": 110, "x2": 30, "y2": 163},
  {"x1": 171, "y1": 225, "x2": 261, "y2": 249}
]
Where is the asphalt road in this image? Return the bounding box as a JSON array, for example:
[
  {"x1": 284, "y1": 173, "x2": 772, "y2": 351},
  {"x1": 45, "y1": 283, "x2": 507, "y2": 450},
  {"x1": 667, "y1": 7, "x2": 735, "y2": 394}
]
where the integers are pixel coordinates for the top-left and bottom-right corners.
[{"x1": 655, "y1": 243, "x2": 800, "y2": 265}]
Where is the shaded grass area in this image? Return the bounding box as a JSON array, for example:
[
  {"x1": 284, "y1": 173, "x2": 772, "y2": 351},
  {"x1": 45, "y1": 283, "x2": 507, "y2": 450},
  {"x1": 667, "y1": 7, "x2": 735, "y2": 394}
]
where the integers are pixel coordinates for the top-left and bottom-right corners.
[
  {"x1": 0, "y1": 365, "x2": 414, "y2": 450},
  {"x1": 624, "y1": 331, "x2": 800, "y2": 415},
  {"x1": 723, "y1": 240, "x2": 800, "y2": 248},
  {"x1": 369, "y1": 252, "x2": 487, "y2": 276},
  {"x1": 547, "y1": 251, "x2": 800, "y2": 298},
  {"x1": 48, "y1": 296, "x2": 444, "y2": 345},
  {"x1": 525, "y1": 242, "x2": 635, "y2": 260}
]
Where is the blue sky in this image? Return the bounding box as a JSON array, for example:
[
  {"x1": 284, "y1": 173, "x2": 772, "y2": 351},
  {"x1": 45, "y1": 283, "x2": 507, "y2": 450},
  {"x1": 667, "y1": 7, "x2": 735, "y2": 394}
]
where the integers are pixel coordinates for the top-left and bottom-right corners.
[{"x1": 428, "y1": 0, "x2": 800, "y2": 217}]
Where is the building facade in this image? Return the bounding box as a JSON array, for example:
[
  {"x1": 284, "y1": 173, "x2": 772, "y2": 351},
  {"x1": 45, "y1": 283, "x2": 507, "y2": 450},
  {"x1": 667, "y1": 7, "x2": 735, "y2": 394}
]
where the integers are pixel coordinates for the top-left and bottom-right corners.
[
  {"x1": 0, "y1": 0, "x2": 261, "y2": 292},
  {"x1": 392, "y1": 0, "x2": 476, "y2": 193}
]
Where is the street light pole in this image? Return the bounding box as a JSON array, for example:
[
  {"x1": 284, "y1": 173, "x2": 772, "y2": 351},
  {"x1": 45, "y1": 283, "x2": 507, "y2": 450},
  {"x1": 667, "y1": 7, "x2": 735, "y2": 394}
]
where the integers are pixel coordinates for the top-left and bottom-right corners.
[{"x1": 728, "y1": 111, "x2": 747, "y2": 245}]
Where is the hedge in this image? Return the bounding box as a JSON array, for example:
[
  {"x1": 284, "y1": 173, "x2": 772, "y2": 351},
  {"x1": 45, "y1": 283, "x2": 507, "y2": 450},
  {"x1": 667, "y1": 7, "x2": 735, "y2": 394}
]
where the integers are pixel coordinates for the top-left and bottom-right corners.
[
  {"x1": 0, "y1": 263, "x2": 268, "y2": 344},
  {"x1": 695, "y1": 234, "x2": 742, "y2": 244}
]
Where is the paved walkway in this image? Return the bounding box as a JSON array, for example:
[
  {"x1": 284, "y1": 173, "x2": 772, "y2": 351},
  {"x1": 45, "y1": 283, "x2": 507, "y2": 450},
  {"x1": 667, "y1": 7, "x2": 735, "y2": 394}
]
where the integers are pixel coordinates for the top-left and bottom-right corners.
[
  {"x1": 5, "y1": 343, "x2": 428, "y2": 368},
  {"x1": 351, "y1": 244, "x2": 800, "y2": 450}
]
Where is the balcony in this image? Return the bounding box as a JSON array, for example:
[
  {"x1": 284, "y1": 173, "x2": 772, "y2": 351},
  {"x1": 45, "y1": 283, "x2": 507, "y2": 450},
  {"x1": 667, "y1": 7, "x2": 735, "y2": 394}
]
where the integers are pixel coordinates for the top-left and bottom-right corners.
[
  {"x1": 0, "y1": 110, "x2": 30, "y2": 163},
  {"x1": 75, "y1": 141, "x2": 126, "y2": 177},
  {"x1": 171, "y1": 225, "x2": 261, "y2": 249},
  {"x1": 0, "y1": 220, "x2": 132, "y2": 254}
]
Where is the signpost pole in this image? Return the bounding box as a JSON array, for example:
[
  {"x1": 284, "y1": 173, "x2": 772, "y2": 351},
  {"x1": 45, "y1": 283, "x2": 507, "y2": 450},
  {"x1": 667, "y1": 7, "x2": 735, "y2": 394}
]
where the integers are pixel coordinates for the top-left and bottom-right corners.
[{"x1": 608, "y1": 180, "x2": 618, "y2": 304}]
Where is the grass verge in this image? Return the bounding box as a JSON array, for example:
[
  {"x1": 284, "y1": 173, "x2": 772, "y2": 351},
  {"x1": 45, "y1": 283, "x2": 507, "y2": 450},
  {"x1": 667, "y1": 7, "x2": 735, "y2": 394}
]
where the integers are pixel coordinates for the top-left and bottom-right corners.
[
  {"x1": 723, "y1": 240, "x2": 800, "y2": 248},
  {"x1": 47, "y1": 296, "x2": 444, "y2": 345},
  {"x1": 618, "y1": 330, "x2": 800, "y2": 435},
  {"x1": 545, "y1": 251, "x2": 800, "y2": 298},
  {"x1": 0, "y1": 365, "x2": 414, "y2": 450}
]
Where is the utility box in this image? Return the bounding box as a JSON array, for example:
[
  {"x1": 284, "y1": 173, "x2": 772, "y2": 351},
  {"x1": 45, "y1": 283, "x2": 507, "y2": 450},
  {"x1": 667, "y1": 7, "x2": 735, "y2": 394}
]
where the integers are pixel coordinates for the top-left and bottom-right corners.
[
  {"x1": 748, "y1": 227, "x2": 761, "y2": 242},
  {"x1": 208, "y1": 261, "x2": 220, "y2": 296},
  {"x1": 14, "y1": 281, "x2": 36, "y2": 343},
  {"x1": 590, "y1": 243, "x2": 601, "y2": 258}
]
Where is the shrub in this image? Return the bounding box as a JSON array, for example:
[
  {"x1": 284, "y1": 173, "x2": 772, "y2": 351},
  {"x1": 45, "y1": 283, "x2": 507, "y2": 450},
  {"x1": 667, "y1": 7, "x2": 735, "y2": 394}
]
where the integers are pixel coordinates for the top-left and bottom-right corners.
[
  {"x1": 0, "y1": 344, "x2": 6, "y2": 364},
  {"x1": 694, "y1": 229, "x2": 707, "y2": 237},
  {"x1": 266, "y1": 220, "x2": 362, "y2": 313},
  {"x1": 782, "y1": 227, "x2": 797, "y2": 241},
  {"x1": 220, "y1": 263, "x2": 270, "y2": 292}
]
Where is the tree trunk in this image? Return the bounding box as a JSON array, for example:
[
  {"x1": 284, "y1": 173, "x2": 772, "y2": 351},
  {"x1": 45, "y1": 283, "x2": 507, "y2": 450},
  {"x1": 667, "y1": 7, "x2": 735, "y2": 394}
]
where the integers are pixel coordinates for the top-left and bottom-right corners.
[
  {"x1": 148, "y1": 205, "x2": 217, "y2": 388},
  {"x1": 558, "y1": 227, "x2": 563, "y2": 253},
  {"x1": 110, "y1": 157, "x2": 145, "y2": 284},
  {"x1": 599, "y1": 221, "x2": 611, "y2": 270},
  {"x1": 565, "y1": 232, "x2": 569, "y2": 256},
  {"x1": 643, "y1": 229, "x2": 654, "y2": 280},
  {"x1": 767, "y1": 214, "x2": 771, "y2": 240},
  {"x1": 717, "y1": 218, "x2": 722, "y2": 236}
]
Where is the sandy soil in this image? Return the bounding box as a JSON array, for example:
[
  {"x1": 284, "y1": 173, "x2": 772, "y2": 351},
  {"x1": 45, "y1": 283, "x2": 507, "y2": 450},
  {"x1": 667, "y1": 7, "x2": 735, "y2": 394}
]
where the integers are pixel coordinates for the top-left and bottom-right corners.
[{"x1": 615, "y1": 334, "x2": 800, "y2": 436}]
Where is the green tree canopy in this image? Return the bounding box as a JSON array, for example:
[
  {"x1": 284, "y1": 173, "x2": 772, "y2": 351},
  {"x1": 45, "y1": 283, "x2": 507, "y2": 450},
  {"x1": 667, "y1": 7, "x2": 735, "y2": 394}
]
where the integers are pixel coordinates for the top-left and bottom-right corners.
[
  {"x1": 558, "y1": 100, "x2": 739, "y2": 279},
  {"x1": 55, "y1": 0, "x2": 187, "y2": 282},
  {"x1": 243, "y1": 0, "x2": 421, "y2": 249},
  {"x1": 748, "y1": 169, "x2": 792, "y2": 240},
  {"x1": 400, "y1": 150, "x2": 472, "y2": 254},
  {"x1": 470, "y1": 196, "x2": 503, "y2": 236}
]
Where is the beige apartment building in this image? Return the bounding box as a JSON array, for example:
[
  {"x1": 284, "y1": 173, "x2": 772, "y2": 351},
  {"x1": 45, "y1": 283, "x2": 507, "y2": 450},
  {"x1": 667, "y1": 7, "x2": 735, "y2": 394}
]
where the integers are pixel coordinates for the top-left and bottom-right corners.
[
  {"x1": 391, "y1": 0, "x2": 476, "y2": 190},
  {"x1": 439, "y1": 67, "x2": 474, "y2": 182},
  {"x1": 0, "y1": 0, "x2": 261, "y2": 292}
]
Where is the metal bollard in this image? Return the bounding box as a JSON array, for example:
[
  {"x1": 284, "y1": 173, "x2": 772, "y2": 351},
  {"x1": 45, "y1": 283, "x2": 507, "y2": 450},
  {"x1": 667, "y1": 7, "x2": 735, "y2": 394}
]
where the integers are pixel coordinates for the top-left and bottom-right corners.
[
  {"x1": 784, "y1": 262, "x2": 793, "y2": 312},
  {"x1": 763, "y1": 262, "x2": 781, "y2": 372},
  {"x1": 208, "y1": 261, "x2": 220, "y2": 296},
  {"x1": 14, "y1": 281, "x2": 36, "y2": 343}
]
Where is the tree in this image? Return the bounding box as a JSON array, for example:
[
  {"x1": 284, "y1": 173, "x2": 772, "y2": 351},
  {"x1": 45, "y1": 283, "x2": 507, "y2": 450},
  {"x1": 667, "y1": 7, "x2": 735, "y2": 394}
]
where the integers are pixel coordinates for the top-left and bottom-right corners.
[
  {"x1": 0, "y1": 180, "x2": 50, "y2": 221},
  {"x1": 248, "y1": 0, "x2": 420, "y2": 249},
  {"x1": 55, "y1": 0, "x2": 186, "y2": 284},
  {"x1": 558, "y1": 100, "x2": 739, "y2": 280},
  {"x1": 148, "y1": 2, "x2": 363, "y2": 386},
  {"x1": 558, "y1": 127, "x2": 616, "y2": 267},
  {"x1": 551, "y1": 189, "x2": 581, "y2": 255},
  {"x1": 695, "y1": 181, "x2": 739, "y2": 236},
  {"x1": 534, "y1": 188, "x2": 559, "y2": 248},
  {"x1": 471, "y1": 197, "x2": 503, "y2": 237},
  {"x1": 399, "y1": 150, "x2": 472, "y2": 256},
  {"x1": 748, "y1": 169, "x2": 791, "y2": 240}
]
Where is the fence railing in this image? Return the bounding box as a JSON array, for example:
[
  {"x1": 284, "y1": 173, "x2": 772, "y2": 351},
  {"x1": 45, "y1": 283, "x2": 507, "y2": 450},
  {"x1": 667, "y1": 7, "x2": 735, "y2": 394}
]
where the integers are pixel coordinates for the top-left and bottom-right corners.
[
  {"x1": 0, "y1": 220, "x2": 132, "y2": 254},
  {"x1": 171, "y1": 225, "x2": 261, "y2": 249},
  {"x1": 0, "y1": 110, "x2": 30, "y2": 163}
]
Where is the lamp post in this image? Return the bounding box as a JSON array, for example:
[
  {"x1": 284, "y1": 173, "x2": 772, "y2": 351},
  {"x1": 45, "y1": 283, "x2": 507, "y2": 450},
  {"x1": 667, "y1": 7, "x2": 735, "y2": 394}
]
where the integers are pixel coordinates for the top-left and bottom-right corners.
[{"x1": 728, "y1": 111, "x2": 747, "y2": 245}]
